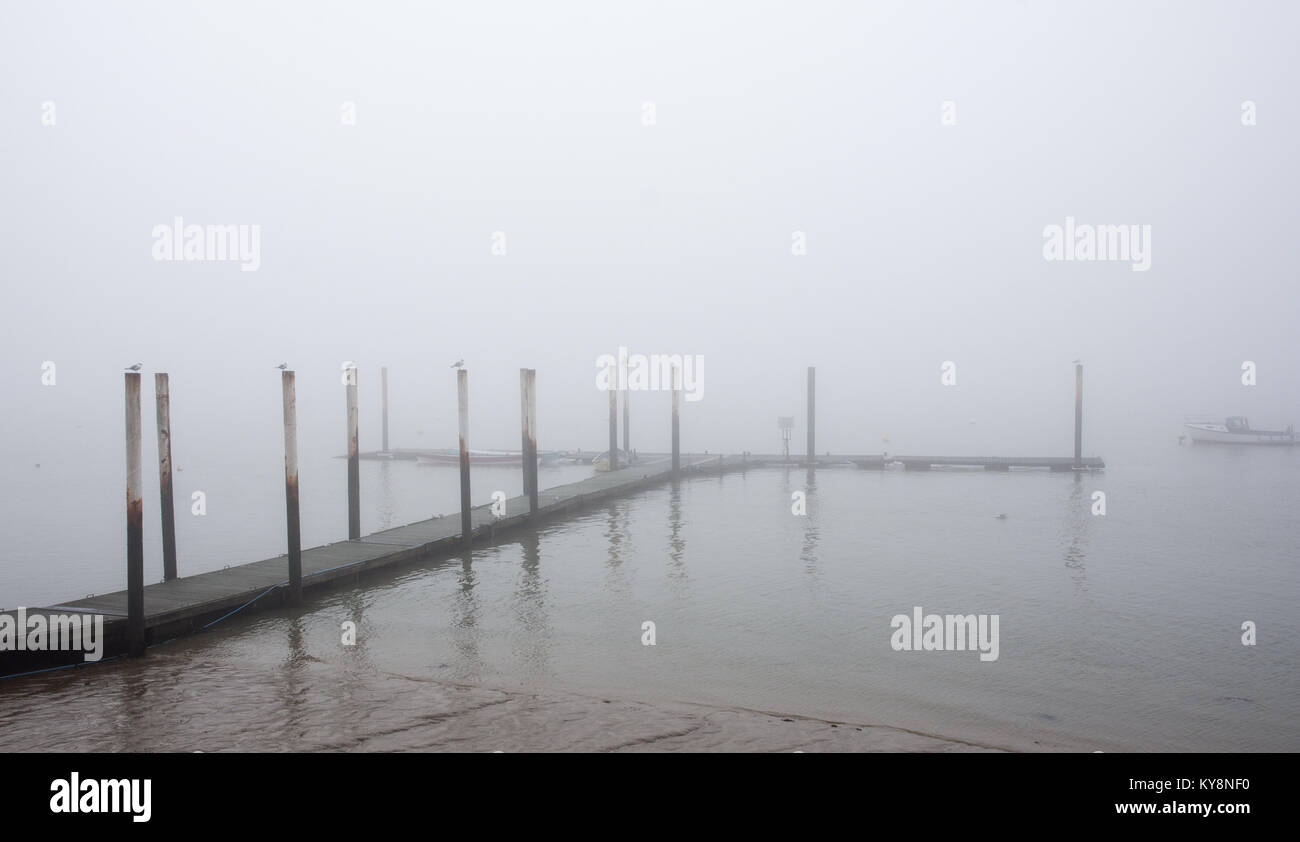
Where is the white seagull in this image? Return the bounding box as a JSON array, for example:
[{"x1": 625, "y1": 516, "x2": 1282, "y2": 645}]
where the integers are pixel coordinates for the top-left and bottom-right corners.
[
  {"x1": 275, "y1": 362, "x2": 288, "y2": 370},
  {"x1": 125, "y1": 363, "x2": 143, "y2": 371},
  {"x1": 451, "y1": 359, "x2": 464, "y2": 369}
]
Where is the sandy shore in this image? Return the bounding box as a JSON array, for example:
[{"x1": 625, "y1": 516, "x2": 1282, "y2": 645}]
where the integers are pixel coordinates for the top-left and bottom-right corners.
[
  {"x1": 221, "y1": 674, "x2": 1010, "y2": 753},
  {"x1": 339, "y1": 682, "x2": 1009, "y2": 752},
  {"x1": 0, "y1": 656, "x2": 1006, "y2": 752}
]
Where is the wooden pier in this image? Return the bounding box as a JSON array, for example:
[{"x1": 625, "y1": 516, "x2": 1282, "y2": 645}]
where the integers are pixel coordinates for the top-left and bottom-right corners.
[
  {"x1": 1, "y1": 361, "x2": 1104, "y2": 677},
  {"x1": 0, "y1": 453, "x2": 720, "y2": 675}
]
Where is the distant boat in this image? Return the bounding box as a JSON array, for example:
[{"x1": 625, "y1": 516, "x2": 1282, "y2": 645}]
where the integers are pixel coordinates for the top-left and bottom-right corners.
[
  {"x1": 1183, "y1": 417, "x2": 1297, "y2": 445},
  {"x1": 551, "y1": 450, "x2": 592, "y2": 464},
  {"x1": 592, "y1": 449, "x2": 633, "y2": 472},
  {"x1": 415, "y1": 449, "x2": 541, "y2": 465}
]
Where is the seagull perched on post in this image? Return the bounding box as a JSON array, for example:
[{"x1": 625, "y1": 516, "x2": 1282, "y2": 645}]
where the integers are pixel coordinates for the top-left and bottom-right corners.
[
  {"x1": 275, "y1": 362, "x2": 288, "y2": 370},
  {"x1": 451, "y1": 359, "x2": 464, "y2": 369},
  {"x1": 124, "y1": 363, "x2": 143, "y2": 371}
]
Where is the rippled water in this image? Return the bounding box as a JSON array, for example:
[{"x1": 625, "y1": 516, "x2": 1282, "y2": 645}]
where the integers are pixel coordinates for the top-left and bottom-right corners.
[{"x1": 2, "y1": 444, "x2": 1297, "y2": 752}]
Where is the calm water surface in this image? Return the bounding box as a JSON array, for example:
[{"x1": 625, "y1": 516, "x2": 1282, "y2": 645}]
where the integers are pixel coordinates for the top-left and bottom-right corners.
[{"x1": 1, "y1": 443, "x2": 1297, "y2": 751}]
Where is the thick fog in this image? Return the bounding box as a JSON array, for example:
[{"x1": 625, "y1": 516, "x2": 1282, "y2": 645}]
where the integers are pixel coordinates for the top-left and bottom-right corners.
[{"x1": 2, "y1": 1, "x2": 1297, "y2": 516}]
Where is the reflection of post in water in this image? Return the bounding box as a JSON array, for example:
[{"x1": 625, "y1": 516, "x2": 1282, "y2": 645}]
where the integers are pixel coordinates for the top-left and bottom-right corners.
[
  {"x1": 603, "y1": 500, "x2": 632, "y2": 597},
  {"x1": 512, "y1": 527, "x2": 551, "y2": 676},
  {"x1": 521, "y1": 529, "x2": 541, "y2": 575},
  {"x1": 279, "y1": 616, "x2": 308, "y2": 742},
  {"x1": 667, "y1": 480, "x2": 686, "y2": 581},
  {"x1": 336, "y1": 589, "x2": 373, "y2": 710},
  {"x1": 800, "y1": 472, "x2": 819, "y2": 574},
  {"x1": 286, "y1": 614, "x2": 306, "y2": 664},
  {"x1": 115, "y1": 661, "x2": 150, "y2": 749},
  {"x1": 452, "y1": 551, "x2": 483, "y2": 680},
  {"x1": 340, "y1": 588, "x2": 369, "y2": 657},
  {"x1": 605, "y1": 500, "x2": 628, "y2": 568},
  {"x1": 377, "y1": 459, "x2": 396, "y2": 531},
  {"x1": 1063, "y1": 473, "x2": 1090, "y2": 592}
]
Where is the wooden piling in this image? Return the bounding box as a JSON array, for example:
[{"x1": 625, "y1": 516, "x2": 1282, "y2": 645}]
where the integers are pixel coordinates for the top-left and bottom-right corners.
[
  {"x1": 671, "y1": 364, "x2": 681, "y2": 475},
  {"x1": 520, "y1": 368, "x2": 538, "y2": 513},
  {"x1": 381, "y1": 366, "x2": 389, "y2": 453},
  {"x1": 125, "y1": 372, "x2": 145, "y2": 657},
  {"x1": 154, "y1": 373, "x2": 177, "y2": 581},
  {"x1": 807, "y1": 367, "x2": 816, "y2": 469},
  {"x1": 1074, "y1": 363, "x2": 1083, "y2": 470},
  {"x1": 622, "y1": 386, "x2": 630, "y2": 458},
  {"x1": 609, "y1": 383, "x2": 619, "y2": 471},
  {"x1": 458, "y1": 369, "x2": 471, "y2": 543},
  {"x1": 347, "y1": 367, "x2": 360, "y2": 540},
  {"x1": 282, "y1": 371, "x2": 302, "y2": 606}
]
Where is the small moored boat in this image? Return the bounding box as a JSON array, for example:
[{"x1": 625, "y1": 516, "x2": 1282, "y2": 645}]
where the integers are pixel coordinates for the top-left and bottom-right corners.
[
  {"x1": 415, "y1": 449, "x2": 541, "y2": 465},
  {"x1": 1183, "y1": 417, "x2": 1297, "y2": 445},
  {"x1": 592, "y1": 449, "x2": 633, "y2": 471}
]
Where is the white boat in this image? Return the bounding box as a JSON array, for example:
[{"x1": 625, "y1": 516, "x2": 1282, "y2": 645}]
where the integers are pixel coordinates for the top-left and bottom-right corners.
[
  {"x1": 1183, "y1": 417, "x2": 1297, "y2": 445},
  {"x1": 415, "y1": 449, "x2": 541, "y2": 465},
  {"x1": 592, "y1": 449, "x2": 633, "y2": 471}
]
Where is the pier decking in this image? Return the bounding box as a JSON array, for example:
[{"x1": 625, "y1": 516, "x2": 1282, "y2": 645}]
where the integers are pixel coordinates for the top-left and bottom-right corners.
[
  {"x1": 1, "y1": 448, "x2": 1105, "y2": 676},
  {"x1": 2, "y1": 362, "x2": 1105, "y2": 677},
  {"x1": 1, "y1": 454, "x2": 718, "y2": 674}
]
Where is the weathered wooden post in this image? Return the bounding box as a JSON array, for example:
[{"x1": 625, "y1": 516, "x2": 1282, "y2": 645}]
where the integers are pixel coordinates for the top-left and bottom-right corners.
[
  {"x1": 282, "y1": 371, "x2": 303, "y2": 606},
  {"x1": 608, "y1": 382, "x2": 619, "y2": 471},
  {"x1": 1074, "y1": 363, "x2": 1083, "y2": 470},
  {"x1": 381, "y1": 366, "x2": 389, "y2": 453},
  {"x1": 458, "y1": 369, "x2": 472, "y2": 543},
  {"x1": 125, "y1": 372, "x2": 145, "y2": 657},
  {"x1": 671, "y1": 363, "x2": 681, "y2": 475},
  {"x1": 154, "y1": 373, "x2": 177, "y2": 581},
  {"x1": 806, "y1": 366, "x2": 816, "y2": 469},
  {"x1": 347, "y1": 366, "x2": 360, "y2": 540},
  {"x1": 520, "y1": 368, "x2": 538, "y2": 513}
]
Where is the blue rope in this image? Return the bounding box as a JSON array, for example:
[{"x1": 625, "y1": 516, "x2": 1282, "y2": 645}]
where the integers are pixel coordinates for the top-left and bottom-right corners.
[
  {"x1": 0, "y1": 654, "x2": 124, "y2": 681},
  {"x1": 2, "y1": 553, "x2": 397, "y2": 679},
  {"x1": 199, "y1": 582, "x2": 286, "y2": 629}
]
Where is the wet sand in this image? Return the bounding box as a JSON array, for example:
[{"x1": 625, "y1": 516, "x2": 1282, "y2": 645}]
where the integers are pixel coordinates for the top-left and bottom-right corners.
[
  {"x1": 282, "y1": 679, "x2": 1007, "y2": 753},
  {"x1": 0, "y1": 657, "x2": 1001, "y2": 752}
]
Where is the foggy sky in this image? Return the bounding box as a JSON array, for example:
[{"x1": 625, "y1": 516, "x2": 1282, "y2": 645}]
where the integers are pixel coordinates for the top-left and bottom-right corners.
[{"x1": 3, "y1": 0, "x2": 1298, "y2": 472}]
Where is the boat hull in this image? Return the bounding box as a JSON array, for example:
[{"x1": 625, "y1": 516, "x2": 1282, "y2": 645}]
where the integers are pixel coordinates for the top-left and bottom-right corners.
[
  {"x1": 415, "y1": 450, "x2": 541, "y2": 465},
  {"x1": 1184, "y1": 424, "x2": 1297, "y2": 445},
  {"x1": 592, "y1": 450, "x2": 633, "y2": 472}
]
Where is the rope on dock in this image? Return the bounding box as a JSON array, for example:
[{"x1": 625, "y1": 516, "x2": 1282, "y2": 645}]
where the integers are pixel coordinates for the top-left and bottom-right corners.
[
  {"x1": 197, "y1": 553, "x2": 387, "y2": 631},
  {"x1": 200, "y1": 583, "x2": 286, "y2": 630},
  {"x1": 2, "y1": 547, "x2": 457, "y2": 680},
  {"x1": 0, "y1": 655, "x2": 124, "y2": 682}
]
